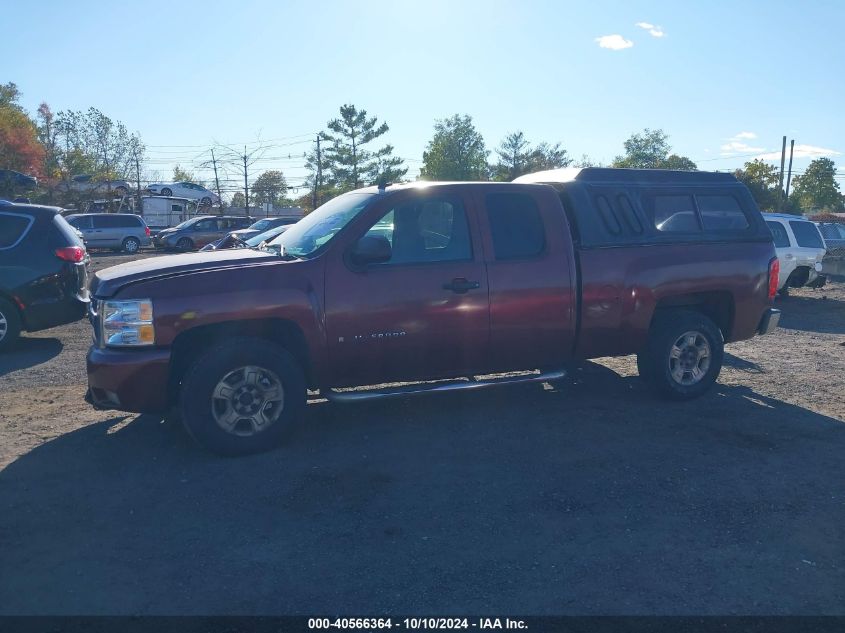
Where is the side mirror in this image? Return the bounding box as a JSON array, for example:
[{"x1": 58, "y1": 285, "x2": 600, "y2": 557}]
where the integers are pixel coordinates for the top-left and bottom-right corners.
[{"x1": 350, "y1": 235, "x2": 392, "y2": 267}]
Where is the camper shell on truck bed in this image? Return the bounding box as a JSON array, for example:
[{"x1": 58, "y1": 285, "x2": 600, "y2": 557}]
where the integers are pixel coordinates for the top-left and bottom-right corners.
[{"x1": 514, "y1": 167, "x2": 773, "y2": 248}]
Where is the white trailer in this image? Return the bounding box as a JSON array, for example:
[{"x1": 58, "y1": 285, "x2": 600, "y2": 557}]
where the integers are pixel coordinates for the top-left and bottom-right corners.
[{"x1": 138, "y1": 196, "x2": 196, "y2": 233}]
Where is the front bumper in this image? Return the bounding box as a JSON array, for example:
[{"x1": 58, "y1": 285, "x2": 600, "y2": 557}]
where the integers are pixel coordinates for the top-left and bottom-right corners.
[
  {"x1": 757, "y1": 308, "x2": 781, "y2": 335},
  {"x1": 86, "y1": 345, "x2": 172, "y2": 413}
]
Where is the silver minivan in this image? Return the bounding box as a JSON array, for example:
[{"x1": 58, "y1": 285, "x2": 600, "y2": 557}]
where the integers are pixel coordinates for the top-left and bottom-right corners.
[{"x1": 65, "y1": 213, "x2": 151, "y2": 253}]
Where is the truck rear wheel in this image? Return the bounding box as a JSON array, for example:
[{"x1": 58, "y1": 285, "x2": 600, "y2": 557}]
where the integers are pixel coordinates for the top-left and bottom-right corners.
[
  {"x1": 637, "y1": 310, "x2": 723, "y2": 400},
  {"x1": 179, "y1": 337, "x2": 306, "y2": 456}
]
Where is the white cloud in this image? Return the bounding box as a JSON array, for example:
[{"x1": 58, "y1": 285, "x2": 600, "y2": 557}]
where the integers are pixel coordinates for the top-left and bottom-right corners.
[
  {"x1": 721, "y1": 141, "x2": 765, "y2": 155},
  {"x1": 635, "y1": 21, "x2": 665, "y2": 37},
  {"x1": 595, "y1": 34, "x2": 634, "y2": 50},
  {"x1": 755, "y1": 144, "x2": 841, "y2": 161},
  {"x1": 733, "y1": 131, "x2": 757, "y2": 140}
]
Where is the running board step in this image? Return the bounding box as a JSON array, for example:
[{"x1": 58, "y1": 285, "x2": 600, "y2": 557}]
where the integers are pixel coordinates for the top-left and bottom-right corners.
[{"x1": 323, "y1": 369, "x2": 567, "y2": 403}]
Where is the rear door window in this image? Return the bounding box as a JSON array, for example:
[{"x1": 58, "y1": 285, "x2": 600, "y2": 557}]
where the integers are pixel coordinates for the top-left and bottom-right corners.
[
  {"x1": 766, "y1": 221, "x2": 790, "y2": 248},
  {"x1": 648, "y1": 195, "x2": 701, "y2": 233},
  {"x1": 0, "y1": 212, "x2": 34, "y2": 249},
  {"x1": 789, "y1": 221, "x2": 824, "y2": 248},
  {"x1": 485, "y1": 193, "x2": 545, "y2": 260},
  {"x1": 67, "y1": 215, "x2": 93, "y2": 230},
  {"x1": 696, "y1": 195, "x2": 749, "y2": 231}
]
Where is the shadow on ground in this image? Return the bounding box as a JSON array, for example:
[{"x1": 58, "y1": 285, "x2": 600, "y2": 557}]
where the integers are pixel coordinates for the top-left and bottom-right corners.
[
  {"x1": 1, "y1": 362, "x2": 844, "y2": 615},
  {"x1": 0, "y1": 337, "x2": 63, "y2": 377},
  {"x1": 776, "y1": 293, "x2": 845, "y2": 335}
]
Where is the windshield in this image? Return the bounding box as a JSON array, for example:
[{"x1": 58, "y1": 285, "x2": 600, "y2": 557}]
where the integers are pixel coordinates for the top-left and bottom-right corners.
[
  {"x1": 173, "y1": 217, "x2": 199, "y2": 229},
  {"x1": 249, "y1": 219, "x2": 273, "y2": 231},
  {"x1": 268, "y1": 192, "x2": 375, "y2": 257},
  {"x1": 247, "y1": 225, "x2": 289, "y2": 247}
]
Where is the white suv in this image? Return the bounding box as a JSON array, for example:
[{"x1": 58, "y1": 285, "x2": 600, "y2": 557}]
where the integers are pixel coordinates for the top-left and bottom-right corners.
[{"x1": 763, "y1": 213, "x2": 826, "y2": 293}]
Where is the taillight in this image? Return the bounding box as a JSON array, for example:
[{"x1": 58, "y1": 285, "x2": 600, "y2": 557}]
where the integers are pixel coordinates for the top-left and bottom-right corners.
[
  {"x1": 768, "y1": 257, "x2": 779, "y2": 300},
  {"x1": 55, "y1": 246, "x2": 85, "y2": 263},
  {"x1": 145, "y1": 226, "x2": 151, "y2": 237}
]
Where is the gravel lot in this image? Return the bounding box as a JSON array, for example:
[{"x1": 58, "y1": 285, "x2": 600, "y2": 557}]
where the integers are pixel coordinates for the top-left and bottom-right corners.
[{"x1": 1, "y1": 251, "x2": 844, "y2": 615}]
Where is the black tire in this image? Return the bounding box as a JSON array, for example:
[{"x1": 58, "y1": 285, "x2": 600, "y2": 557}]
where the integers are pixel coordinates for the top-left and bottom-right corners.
[
  {"x1": 638, "y1": 309, "x2": 723, "y2": 400},
  {"x1": 0, "y1": 297, "x2": 22, "y2": 352},
  {"x1": 161, "y1": 187, "x2": 173, "y2": 197},
  {"x1": 179, "y1": 337, "x2": 307, "y2": 456},
  {"x1": 176, "y1": 237, "x2": 194, "y2": 251},
  {"x1": 200, "y1": 196, "x2": 212, "y2": 206},
  {"x1": 122, "y1": 236, "x2": 141, "y2": 254}
]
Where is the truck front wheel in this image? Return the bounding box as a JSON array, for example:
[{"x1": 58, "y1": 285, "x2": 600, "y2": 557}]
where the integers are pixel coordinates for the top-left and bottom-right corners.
[
  {"x1": 179, "y1": 337, "x2": 306, "y2": 456},
  {"x1": 637, "y1": 310, "x2": 723, "y2": 400}
]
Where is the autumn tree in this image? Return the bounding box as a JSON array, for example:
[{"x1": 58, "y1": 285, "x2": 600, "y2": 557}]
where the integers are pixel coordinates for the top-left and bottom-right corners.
[
  {"x1": 0, "y1": 82, "x2": 45, "y2": 182},
  {"x1": 613, "y1": 128, "x2": 697, "y2": 171},
  {"x1": 791, "y1": 158, "x2": 843, "y2": 212},
  {"x1": 420, "y1": 115, "x2": 489, "y2": 181},
  {"x1": 252, "y1": 170, "x2": 288, "y2": 206}
]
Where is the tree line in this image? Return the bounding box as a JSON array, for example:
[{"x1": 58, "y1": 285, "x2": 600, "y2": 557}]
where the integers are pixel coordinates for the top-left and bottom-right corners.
[{"x1": 2, "y1": 81, "x2": 841, "y2": 215}]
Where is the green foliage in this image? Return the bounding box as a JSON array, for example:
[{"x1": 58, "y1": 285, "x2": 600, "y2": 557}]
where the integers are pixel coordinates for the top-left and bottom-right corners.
[
  {"x1": 612, "y1": 128, "x2": 697, "y2": 170},
  {"x1": 734, "y1": 159, "x2": 781, "y2": 210},
  {"x1": 492, "y1": 131, "x2": 573, "y2": 181},
  {"x1": 172, "y1": 164, "x2": 196, "y2": 182},
  {"x1": 420, "y1": 115, "x2": 489, "y2": 181},
  {"x1": 791, "y1": 158, "x2": 843, "y2": 212},
  {"x1": 231, "y1": 192, "x2": 246, "y2": 207},
  {"x1": 320, "y1": 104, "x2": 407, "y2": 191},
  {"x1": 252, "y1": 170, "x2": 288, "y2": 206}
]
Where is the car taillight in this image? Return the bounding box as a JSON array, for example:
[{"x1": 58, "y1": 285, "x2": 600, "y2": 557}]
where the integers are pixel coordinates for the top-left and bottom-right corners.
[
  {"x1": 768, "y1": 257, "x2": 779, "y2": 300},
  {"x1": 55, "y1": 246, "x2": 86, "y2": 263},
  {"x1": 145, "y1": 226, "x2": 151, "y2": 237}
]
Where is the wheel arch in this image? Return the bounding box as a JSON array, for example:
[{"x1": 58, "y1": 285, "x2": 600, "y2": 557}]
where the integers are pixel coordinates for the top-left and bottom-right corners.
[
  {"x1": 168, "y1": 318, "x2": 314, "y2": 405},
  {"x1": 650, "y1": 291, "x2": 735, "y2": 341}
]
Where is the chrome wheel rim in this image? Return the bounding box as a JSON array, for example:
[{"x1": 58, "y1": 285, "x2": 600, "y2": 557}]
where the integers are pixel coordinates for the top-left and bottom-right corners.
[
  {"x1": 669, "y1": 331, "x2": 711, "y2": 386},
  {"x1": 0, "y1": 310, "x2": 7, "y2": 342},
  {"x1": 211, "y1": 365, "x2": 285, "y2": 437},
  {"x1": 125, "y1": 239, "x2": 139, "y2": 253}
]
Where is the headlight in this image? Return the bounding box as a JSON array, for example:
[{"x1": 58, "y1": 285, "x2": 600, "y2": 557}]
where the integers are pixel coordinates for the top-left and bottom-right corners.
[{"x1": 101, "y1": 299, "x2": 155, "y2": 347}]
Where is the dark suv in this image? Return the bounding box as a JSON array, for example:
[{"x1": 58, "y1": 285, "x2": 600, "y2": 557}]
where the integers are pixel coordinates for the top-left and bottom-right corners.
[
  {"x1": 0, "y1": 201, "x2": 89, "y2": 351},
  {"x1": 152, "y1": 215, "x2": 254, "y2": 251}
]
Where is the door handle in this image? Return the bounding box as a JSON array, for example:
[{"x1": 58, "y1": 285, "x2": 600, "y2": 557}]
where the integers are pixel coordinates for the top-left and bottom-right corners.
[{"x1": 443, "y1": 278, "x2": 480, "y2": 294}]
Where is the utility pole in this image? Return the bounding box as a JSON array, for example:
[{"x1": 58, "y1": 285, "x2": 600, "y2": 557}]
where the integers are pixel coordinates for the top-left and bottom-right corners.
[
  {"x1": 210, "y1": 149, "x2": 223, "y2": 209},
  {"x1": 243, "y1": 146, "x2": 249, "y2": 216},
  {"x1": 134, "y1": 150, "x2": 141, "y2": 212},
  {"x1": 785, "y1": 139, "x2": 796, "y2": 201},
  {"x1": 312, "y1": 133, "x2": 322, "y2": 211},
  {"x1": 777, "y1": 135, "x2": 787, "y2": 210}
]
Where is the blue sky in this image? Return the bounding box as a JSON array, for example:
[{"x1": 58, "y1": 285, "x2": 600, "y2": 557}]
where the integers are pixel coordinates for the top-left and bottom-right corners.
[{"x1": 3, "y1": 0, "x2": 843, "y2": 196}]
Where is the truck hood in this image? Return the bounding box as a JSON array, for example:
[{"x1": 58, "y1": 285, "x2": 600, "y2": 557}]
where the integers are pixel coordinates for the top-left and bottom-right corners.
[{"x1": 92, "y1": 249, "x2": 277, "y2": 298}]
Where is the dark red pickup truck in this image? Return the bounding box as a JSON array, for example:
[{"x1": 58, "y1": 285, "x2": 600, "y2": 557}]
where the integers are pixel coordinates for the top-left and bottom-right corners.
[{"x1": 86, "y1": 168, "x2": 780, "y2": 455}]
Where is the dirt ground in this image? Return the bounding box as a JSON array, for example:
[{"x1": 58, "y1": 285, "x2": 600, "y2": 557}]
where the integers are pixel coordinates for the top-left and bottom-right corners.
[{"x1": 1, "y1": 251, "x2": 844, "y2": 615}]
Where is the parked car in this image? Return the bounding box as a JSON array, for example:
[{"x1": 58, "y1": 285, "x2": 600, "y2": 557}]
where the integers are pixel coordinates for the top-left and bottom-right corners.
[
  {"x1": 763, "y1": 213, "x2": 827, "y2": 293},
  {"x1": 152, "y1": 215, "x2": 253, "y2": 251},
  {"x1": 815, "y1": 222, "x2": 845, "y2": 256},
  {"x1": 229, "y1": 216, "x2": 300, "y2": 242},
  {"x1": 86, "y1": 168, "x2": 780, "y2": 455},
  {"x1": 200, "y1": 223, "x2": 292, "y2": 251},
  {"x1": 0, "y1": 169, "x2": 37, "y2": 192},
  {"x1": 145, "y1": 182, "x2": 220, "y2": 206},
  {"x1": 65, "y1": 213, "x2": 151, "y2": 253},
  {"x1": 57, "y1": 175, "x2": 132, "y2": 197},
  {"x1": 0, "y1": 201, "x2": 89, "y2": 351}
]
